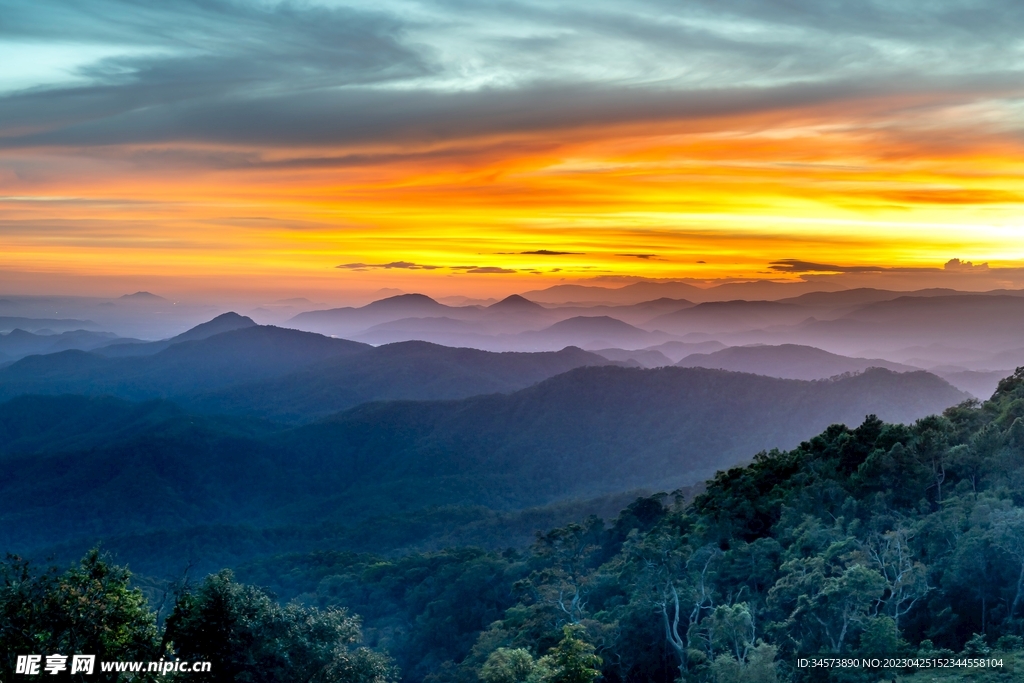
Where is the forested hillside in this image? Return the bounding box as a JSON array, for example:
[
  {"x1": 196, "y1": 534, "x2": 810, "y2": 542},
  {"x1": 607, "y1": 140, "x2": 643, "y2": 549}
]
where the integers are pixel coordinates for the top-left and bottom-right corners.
[{"x1": 0, "y1": 366, "x2": 965, "y2": 573}]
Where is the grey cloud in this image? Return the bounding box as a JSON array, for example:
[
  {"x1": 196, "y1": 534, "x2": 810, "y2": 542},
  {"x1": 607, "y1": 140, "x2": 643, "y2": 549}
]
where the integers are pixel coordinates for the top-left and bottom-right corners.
[
  {"x1": 3, "y1": 0, "x2": 424, "y2": 78},
  {"x1": 695, "y1": 0, "x2": 1024, "y2": 44},
  {"x1": 440, "y1": 264, "x2": 518, "y2": 273},
  {"x1": 334, "y1": 261, "x2": 514, "y2": 273},
  {"x1": 4, "y1": 75, "x2": 1016, "y2": 151},
  {"x1": 0, "y1": 0, "x2": 429, "y2": 138},
  {"x1": 465, "y1": 267, "x2": 516, "y2": 274},
  {"x1": 435, "y1": 0, "x2": 1024, "y2": 84},
  {"x1": 944, "y1": 258, "x2": 990, "y2": 271},
  {"x1": 520, "y1": 250, "x2": 583, "y2": 256},
  {"x1": 768, "y1": 260, "x2": 934, "y2": 273},
  {"x1": 82, "y1": 140, "x2": 558, "y2": 172},
  {"x1": 769, "y1": 259, "x2": 1011, "y2": 276},
  {"x1": 2, "y1": 0, "x2": 1023, "y2": 157}
]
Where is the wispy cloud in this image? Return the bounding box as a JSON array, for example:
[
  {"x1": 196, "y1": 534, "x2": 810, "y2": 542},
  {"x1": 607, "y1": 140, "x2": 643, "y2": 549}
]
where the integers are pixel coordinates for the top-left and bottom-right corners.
[
  {"x1": 769, "y1": 260, "x2": 902, "y2": 273},
  {"x1": 465, "y1": 267, "x2": 516, "y2": 274},
  {"x1": 771, "y1": 259, "x2": 1012, "y2": 275},
  {"x1": 337, "y1": 261, "x2": 517, "y2": 274},
  {"x1": 3, "y1": 0, "x2": 1024, "y2": 153}
]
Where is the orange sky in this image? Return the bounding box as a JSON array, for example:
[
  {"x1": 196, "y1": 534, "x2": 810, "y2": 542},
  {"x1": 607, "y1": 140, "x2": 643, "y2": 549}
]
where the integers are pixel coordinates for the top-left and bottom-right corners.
[{"x1": 3, "y1": 1, "x2": 1024, "y2": 301}]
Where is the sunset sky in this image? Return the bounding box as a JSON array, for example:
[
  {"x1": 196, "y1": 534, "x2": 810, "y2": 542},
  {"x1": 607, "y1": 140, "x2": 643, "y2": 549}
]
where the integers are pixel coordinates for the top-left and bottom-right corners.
[{"x1": 3, "y1": 0, "x2": 1024, "y2": 301}]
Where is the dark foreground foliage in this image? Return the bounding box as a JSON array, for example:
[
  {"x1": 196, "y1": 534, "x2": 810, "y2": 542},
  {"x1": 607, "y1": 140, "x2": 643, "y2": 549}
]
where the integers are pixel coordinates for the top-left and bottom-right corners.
[
  {"x1": 0, "y1": 553, "x2": 395, "y2": 682},
  {"x1": 0, "y1": 550, "x2": 158, "y2": 682}
]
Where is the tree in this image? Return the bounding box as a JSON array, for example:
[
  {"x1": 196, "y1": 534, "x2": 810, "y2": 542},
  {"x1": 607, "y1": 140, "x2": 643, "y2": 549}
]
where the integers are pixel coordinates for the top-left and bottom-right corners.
[
  {"x1": 858, "y1": 616, "x2": 900, "y2": 659},
  {"x1": 0, "y1": 550, "x2": 160, "y2": 682},
  {"x1": 863, "y1": 527, "x2": 930, "y2": 633},
  {"x1": 544, "y1": 625, "x2": 602, "y2": 683},
  {"x1": 914, "y1": 416, "x2": 951, "y2": 504},
  {"x1": 709, "y1": 642, "x2": 777, "y2": 683},
  {"x1": 479, "y1": 648, "x2": 551, "y2": 683},
  {"x1": 770, "y1": 553, "x2": 885, "y2": 655},
  {"x1": 988, "y1": 507, "x2": 1024, "y2": 620},
  {"x1": 529, "y1": 520, "x2": 603, "y2": 626},
  {"x1": 698, "y1": 603, "x2": 756, "y2": 663},
  {"x1": 164, "y1": 570, "x2": 396, "y2": 683},
  {"x1": 625, "y1": 528, "x2": 720, "y2": 681}
]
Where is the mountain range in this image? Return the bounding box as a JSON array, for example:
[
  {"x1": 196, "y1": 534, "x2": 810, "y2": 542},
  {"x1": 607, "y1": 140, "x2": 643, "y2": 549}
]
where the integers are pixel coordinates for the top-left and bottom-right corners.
[
  {"x1": 0, "y1": 316, "x2": 622, "y2": 421},
  {"x1": 7, "y1": 286, "x2": 1024, "y2": 377},
  {"x1": 0, "y1": 364, "x2": 966, "y2": 573},
  {"x1": 676, "y1": 344, "x2": 917, "y2": 379},
  {"x1": 0, "y1": 295, "x2": 1003, "y2": 575},
  {"x1": 279, "y1": 290, "x2": 1024, "y2": 367}
]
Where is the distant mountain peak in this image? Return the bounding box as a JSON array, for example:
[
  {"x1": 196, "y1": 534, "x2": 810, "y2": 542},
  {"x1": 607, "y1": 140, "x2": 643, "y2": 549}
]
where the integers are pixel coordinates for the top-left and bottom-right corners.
[
  {"x1": 171, "y1": 312, "x2": 258, "y2": 343},
  {"x1": 119, "y1": 291, "x2": 167, "y2": 301},
  {"x1": 209, "y1": 311, "x2": 254, "y2": 323},
  {"x1": 364, "y1": 293, "x2": 444, "y2": 309},
  {"x1": 489, "y1": 294, "x2": 544, "y2": 311},
  {"x1": 545, "y1": 315, "x2": 642, "y2": 333}
]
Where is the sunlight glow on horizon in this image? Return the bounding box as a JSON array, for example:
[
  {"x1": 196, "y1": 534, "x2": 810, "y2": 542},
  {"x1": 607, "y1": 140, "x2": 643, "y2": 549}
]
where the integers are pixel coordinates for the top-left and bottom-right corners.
[{"x1": 5, "y1": 107, "x2": 1024, "y2": 295}]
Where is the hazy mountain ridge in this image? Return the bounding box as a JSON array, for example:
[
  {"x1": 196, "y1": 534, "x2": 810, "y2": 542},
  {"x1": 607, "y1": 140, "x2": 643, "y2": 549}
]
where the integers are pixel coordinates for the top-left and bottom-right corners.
[
  {"x1": 0, "y1": 317, "x2": 102, "y2": 334},
  {"x1": 7, "y1": 286, "x2": 1024, "y2": 365},
  {"x1": 181, "y1": 341, "x2": 620, "y2": 421},
  {"x1": 675, "y1": 343, "x2": 919, "y2": 379},
  {"x1": 761, "y1": 294, "x2": 1024, "y2": 354},
  {"x1": 644, "y1": 300, "x2": 814, "y2": 335},
  {"x1": 774, "y1": 286, "x2": 963, "y2": 308},
  {"x1": 0, "y1": 328, "x2": 132, "y2": 361},
  {"x1": 290, "y1": 294, "x2": 694, "y2": 347},
  {"x1": 0, "y1": 317, "x2": 625, "y2": 420},
  {"x1": 0, "y1": 296, "x2": 1011, "y2": 578},
  {"x1": 520, "y1": 279, "x2": 847, "y2": 305},
  {"x1": 669, "y1": 342, "x2": 1009, "y2": 398},
  {"x1": 0, "y1": 298, "x2": 1005, "y2": 414},
  {"x1": 289, "y1": 294, "x2": 470, "y2": 337},
  {"x1": 0, "y1": 325, "x2": 371, "y2": 402},
  {"x1": 97, "y1": 311, "x2": 258, "y2": 357},
  {"x1": 0, "y1": 395, "x2": 281, "y2": 463},
  {"x1": 0, "y1": 295, "x2": 233, "y2": 340},
  {"x1": 591, "y1": 347, "x2": 674, "y2": 367},
  {"x1": 284, "y1": 366, "x2": 965, "y2": 502},
  {"x1": 512, "y1": 315, "x2": 672, "y2": 350},
  {"x1": 0, "y1": 365, "x2": 967, "y2": 568},
  {"x1": 281, "y1": 288, "x2": 1024, "y2": 360}
]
